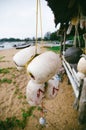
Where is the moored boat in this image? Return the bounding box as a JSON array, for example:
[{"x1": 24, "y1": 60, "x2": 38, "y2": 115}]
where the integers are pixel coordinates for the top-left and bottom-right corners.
[{"x1": 15, "y1": 43, "x2": 31, "y2": 49}]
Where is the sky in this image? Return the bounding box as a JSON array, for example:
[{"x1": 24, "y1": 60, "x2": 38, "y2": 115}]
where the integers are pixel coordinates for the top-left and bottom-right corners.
[{"x1": 0, "y1": 0, "x2": 58, "y2": 39}]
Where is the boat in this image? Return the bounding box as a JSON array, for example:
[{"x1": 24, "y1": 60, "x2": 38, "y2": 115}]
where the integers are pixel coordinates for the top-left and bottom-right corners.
[
  {"x1": 0, "y1": 45, "x2": 4, "y2": 48},
  {"x1": 15, "y1": 43, "x2": 31, "y2": 49}
]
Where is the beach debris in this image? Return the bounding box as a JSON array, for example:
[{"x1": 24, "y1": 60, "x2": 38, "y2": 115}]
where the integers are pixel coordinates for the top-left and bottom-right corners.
[{"x1": 27, "y1": 51, "x2": 59, "y2": 84}]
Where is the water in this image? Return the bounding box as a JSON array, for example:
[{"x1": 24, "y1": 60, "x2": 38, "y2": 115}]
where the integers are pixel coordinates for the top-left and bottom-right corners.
[
  {"x1": 0, "y1": 41, "x2": 60, "y2": 50},
  {"x1": 0, "y1": 41, "x2": 27, "y2": 50}
]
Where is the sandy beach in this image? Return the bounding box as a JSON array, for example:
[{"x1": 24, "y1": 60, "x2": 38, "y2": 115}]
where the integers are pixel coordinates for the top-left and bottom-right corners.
[{"x1": 0, "y1": 47, "x2": 86, "y2": 130}]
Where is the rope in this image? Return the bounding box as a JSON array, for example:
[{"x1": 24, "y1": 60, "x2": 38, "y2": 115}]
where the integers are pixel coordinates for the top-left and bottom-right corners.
[
  {"x1": 39, "y1": 0, "x2": 43, "y2": 40},
  {"x1": 63, "y1": 29, "x2": 66, "y2": 52},
  {"x1": 74, "y1": 24, "x2": 80, "y2": 47},
  {"x1": 35, "y1": 0, "x2": 43, "y2": 54},
  {"x1": 24, "y1": 0, "x2": 43, "y2": 70},
  {"x1": 35, "y1": 0, "x2": 39, "y2": 54}
]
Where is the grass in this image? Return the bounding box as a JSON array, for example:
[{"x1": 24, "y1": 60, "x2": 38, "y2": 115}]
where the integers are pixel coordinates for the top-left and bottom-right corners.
[
  {"x1": 0, "y1": 68, "x2": 10, "y2": 74},
  {"x1": 0, "y1": 78, "x2": 12, "y2": 84},
  {"x1": 0, "y1": 67, "x2": 43, "y2": 129},
  {"x1": 14, "y1": 85, "x2": 24, "y2": 100},
  {"x1": 0, "y1": 107, "x2": 36, "y2": 130},
  {"x1": 14, "y1": 86, "x2": 20, "y2": 94},
  {"x1": 47, "y1": 46, "x2": 60, "y2": 53},
  {"x1": 18, "y1": 94, "x2": 23, "y2": 99}
]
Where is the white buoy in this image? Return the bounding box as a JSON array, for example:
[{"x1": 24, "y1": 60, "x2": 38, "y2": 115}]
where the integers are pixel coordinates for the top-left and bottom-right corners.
[
  {"x1": 13, "y1": 46, "x2": 41, "y2": 70},
  {"x1": 66, "y1": 24, "x2": 73, "y2": 35},
  {"x1": 77, "y1": 57, "x2": 86, "y2": 75},
  {"x1": 45, "y1": 75, "x2": 59, "y2": 99},
  {"x1": 27, "y1": 51, "x2": 59, "y2": 84},
  {"x1": 39, "y1": 117, "x2": 46, "y2": 125},
  {"x1": 26, "y1": 80, "x2": 45, "y2": 106}
]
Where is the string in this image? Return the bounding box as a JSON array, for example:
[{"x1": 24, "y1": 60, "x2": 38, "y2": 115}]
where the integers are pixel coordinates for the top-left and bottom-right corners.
[
  {"x1": 35, "y1": 0, "x2": 43, "y2": 54},
  {"x1": 35, "y1": 0, "x2": 39, "y2": 54},
  {"x1": 39, "y1": 0, "x2": 43, "y2": 43},
  {"x1": 25, "y1": 0, "x2": 43, "y2": 71},
  {"x1": 74, "y1": 24, "x2": 80, "y2": 47}
]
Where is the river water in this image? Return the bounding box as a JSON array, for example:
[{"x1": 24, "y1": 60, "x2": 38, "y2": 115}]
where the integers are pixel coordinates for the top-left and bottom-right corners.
[
  {"x1": 0, "y1": 41, "x2": 60, "y2": 50},
  {"x1": 0, "y1": 41, "x2": 32, "y2": 50}
]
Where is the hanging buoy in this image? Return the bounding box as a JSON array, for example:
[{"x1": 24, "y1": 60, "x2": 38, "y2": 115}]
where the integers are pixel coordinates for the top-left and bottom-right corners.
[
  {"x1": 27, "y1": 51, "x2": 59, "y2": 84},
  {"x1": 66, "y1": 23, "x2": 73, "y2": 35},
  {"x1": 64, "y1": 46, "x2": 83, "y2": 64},
  {"x1": 80, "y1": 19, "x2": 86, "y2": 29},
  {"x1": 39, "y1": 117, "x2": 46, "y2": 125},
  {"x1": 77, "y1": 56, "x2": 86, "y2": 75},
  {"x1": 26, "y1": 80, "x2": 45, "y2": 106},
  {"x1": 13, "y1": 46, "x2": 41, "y2": 70},
  {"x1": 45, "y1": 75, "x2": 59, "y2": 99},
  {"x1": 80, "y1": 16, "x2": 86, "y2": 29}
]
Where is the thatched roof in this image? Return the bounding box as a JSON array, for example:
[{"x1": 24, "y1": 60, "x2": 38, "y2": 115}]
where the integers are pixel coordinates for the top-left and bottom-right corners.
[{"x1": 45, "y1": 0, "x2": 86, "y2": 27}]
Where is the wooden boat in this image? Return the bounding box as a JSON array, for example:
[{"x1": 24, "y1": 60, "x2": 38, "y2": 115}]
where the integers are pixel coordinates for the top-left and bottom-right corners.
[{"x1": 16, "y1": 43, "x2": 31, "y2": 49}]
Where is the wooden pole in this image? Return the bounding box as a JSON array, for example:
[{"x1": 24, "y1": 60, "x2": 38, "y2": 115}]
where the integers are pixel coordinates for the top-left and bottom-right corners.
[{"x1": 83, "y1": 33, "x2": 86, "y2": 54}]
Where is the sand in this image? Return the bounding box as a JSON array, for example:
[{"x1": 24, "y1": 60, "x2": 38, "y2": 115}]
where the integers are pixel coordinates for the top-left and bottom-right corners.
[{"x1": 0, "y1": 47, "x2": 86, "y2": 130}]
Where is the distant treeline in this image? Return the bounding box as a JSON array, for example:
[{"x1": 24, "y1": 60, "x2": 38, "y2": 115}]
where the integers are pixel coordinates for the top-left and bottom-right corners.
[
  {"x1": 0, "y1": 38, "x2": 32, "y2": 42},
  {"x1": 0, "y1": 27, "x2": 85, "y2": 43}
]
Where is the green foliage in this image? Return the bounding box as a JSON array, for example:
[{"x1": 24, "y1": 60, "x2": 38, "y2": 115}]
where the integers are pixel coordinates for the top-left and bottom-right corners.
[
  {"x1": 0, "y1": 68, "x2": 10, "y2": 74},
  {"x1": 22, "y1": 107, "x2": 35, "y2": 119},
  {"x1": 48, "y1": 46, "x2": 60, "y2": 53},
  {"x1": 37, "y1": 106, "x2": 43, "y2": 111},
  {"x1": 18, "y1": 94, "x2": 23, "y2": 99},
  {"x1": 14, "y1": 86, "x2": 19, "y2": 94},
  {"x1": 0, "y1": 78, "x2": 12, "y2": 84},
  {"x1": 0, "y1": 107, "x2": 36, "y2": 130},
  {"x1": 0, "y1": 67, "x2": 40, "y2": 129},
  {"x1": 0, "y1": 117, "x2": 18, "y2": 130},
  {"x1": 0, "y1": 38, "x2": 22, "y2": 42},
  {"x1": 0, "y1": 116, "x2": 24, "y2": 130},
  {"x1": 50, "y1": 31, "x2": 58, "y2": 41},
  {"x1": 44, "y1": 31, "x2": 60, "y2": 41},
  {"x1": 44, "y1": 32, "x2": 51, "y2": 40},
  {"x1": 0, "y1": 37, "x2": 32, "y2": 42}
]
